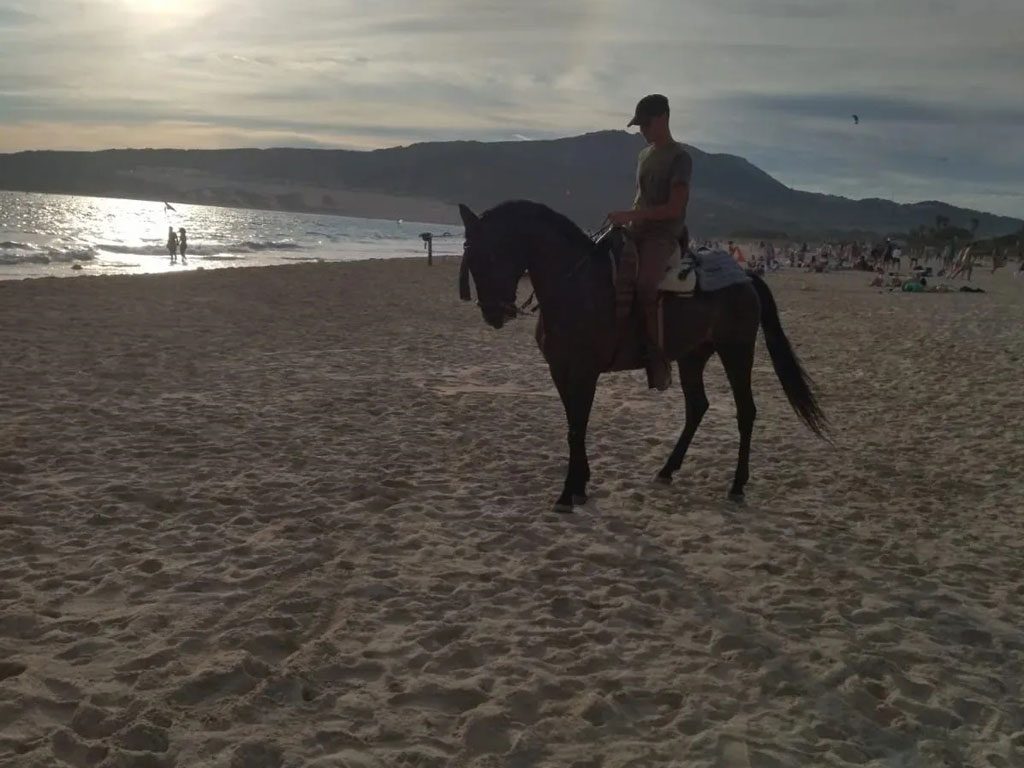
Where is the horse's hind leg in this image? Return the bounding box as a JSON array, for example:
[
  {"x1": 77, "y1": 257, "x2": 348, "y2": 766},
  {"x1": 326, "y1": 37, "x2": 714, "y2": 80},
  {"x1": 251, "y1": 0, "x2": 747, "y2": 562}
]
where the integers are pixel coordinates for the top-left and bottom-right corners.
[
  {"x1": 718, "y1": 343, "x2": 757, "y2": 501},
  {"x1": 656, "y1": 346, "x2": 713, "y2": 483}
]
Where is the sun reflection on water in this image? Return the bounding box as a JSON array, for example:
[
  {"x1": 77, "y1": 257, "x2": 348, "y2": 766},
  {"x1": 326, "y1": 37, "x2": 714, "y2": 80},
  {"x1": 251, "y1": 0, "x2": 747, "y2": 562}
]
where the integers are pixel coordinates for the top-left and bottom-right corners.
[{"x1": 0, "y1": 191, "x2": 461, "y2": 281}]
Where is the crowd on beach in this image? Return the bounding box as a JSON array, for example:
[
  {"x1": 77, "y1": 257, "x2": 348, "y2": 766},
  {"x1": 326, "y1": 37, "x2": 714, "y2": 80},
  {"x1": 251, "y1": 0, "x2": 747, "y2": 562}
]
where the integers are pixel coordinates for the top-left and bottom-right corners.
[{"x1": 703, "y1": 236, "x2": 1024, "y2": 291}]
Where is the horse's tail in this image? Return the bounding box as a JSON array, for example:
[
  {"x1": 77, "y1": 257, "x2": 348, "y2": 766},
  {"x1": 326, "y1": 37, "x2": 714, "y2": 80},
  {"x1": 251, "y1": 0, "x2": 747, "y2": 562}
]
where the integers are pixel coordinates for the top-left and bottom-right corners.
[{"x1": 748, "y1": 274, "x2": 830, "y2": 440}]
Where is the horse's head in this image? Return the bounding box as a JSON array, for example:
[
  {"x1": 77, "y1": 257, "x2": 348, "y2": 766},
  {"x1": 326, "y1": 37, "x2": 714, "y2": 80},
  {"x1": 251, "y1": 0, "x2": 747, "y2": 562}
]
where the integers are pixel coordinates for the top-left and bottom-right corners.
[{"x1": 458, "y1": 203, "x2": 526, "y2": 329}]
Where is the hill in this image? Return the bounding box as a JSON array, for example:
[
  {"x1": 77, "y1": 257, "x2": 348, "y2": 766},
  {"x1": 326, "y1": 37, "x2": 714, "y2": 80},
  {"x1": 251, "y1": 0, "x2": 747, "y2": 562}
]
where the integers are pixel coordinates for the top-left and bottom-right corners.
[{"x1": 1, "y1": 131, "x2": 1020, "y2": 238}]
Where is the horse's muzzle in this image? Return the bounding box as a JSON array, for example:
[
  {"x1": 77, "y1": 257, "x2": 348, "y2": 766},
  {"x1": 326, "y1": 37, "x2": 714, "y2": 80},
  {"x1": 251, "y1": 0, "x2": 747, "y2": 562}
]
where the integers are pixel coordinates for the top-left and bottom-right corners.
[{"x1": 480, "y1": 301, "x2": 517, "y2": 328}]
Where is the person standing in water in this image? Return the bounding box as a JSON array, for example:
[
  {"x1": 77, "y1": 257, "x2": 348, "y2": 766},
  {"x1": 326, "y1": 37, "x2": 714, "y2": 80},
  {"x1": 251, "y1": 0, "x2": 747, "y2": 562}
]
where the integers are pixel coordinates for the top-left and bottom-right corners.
[
  {"x1": 178, "y1": 228, "x2": 188, "y2": 263},
  {"x1": 166, "y1": 227, "x2": 178, "y2": 263}
]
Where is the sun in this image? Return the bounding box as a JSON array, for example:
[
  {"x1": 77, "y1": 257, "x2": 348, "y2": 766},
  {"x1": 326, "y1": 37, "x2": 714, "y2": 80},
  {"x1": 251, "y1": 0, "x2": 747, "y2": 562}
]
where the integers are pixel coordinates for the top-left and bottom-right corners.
[
  {"x1": 127, "y1": 0, "x2": 174, "y2": 10},
  {"x1": 122, "y1": 0, "x2": 199, "y2": 18}
]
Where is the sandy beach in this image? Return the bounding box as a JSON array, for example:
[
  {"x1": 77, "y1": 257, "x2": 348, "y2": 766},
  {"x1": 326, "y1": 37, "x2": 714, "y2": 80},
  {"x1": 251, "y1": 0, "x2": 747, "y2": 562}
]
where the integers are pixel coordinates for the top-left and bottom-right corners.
[{"x1": 1, "y1": 260, "x2": 1023, "y2": 768}]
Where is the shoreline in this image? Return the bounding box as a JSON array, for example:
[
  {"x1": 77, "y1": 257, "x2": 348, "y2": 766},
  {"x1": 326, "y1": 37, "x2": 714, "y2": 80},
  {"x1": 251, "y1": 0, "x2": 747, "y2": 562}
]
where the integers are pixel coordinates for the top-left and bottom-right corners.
[{"x1": 0, "y1": 251, "x2": 461, "y2": 284}]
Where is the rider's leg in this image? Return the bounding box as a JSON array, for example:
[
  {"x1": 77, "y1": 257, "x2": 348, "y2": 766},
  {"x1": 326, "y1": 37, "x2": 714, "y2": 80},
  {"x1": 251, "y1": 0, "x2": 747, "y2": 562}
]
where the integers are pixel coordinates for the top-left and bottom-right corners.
[{"x1": 636, "y1": 236, "x2": 676, "y2": 391}]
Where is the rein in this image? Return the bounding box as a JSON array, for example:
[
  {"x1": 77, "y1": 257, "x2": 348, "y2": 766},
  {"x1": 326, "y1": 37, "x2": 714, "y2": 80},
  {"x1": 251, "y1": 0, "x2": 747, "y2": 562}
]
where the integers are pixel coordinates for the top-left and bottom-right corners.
[{"x1": 511, "y1": 221, "x2": 612, "y2": 317}]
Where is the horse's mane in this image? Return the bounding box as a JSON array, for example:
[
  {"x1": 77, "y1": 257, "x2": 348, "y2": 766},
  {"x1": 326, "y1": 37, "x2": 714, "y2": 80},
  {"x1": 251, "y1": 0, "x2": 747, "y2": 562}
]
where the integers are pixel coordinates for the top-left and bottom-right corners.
[{"x1": 481, "y1": 200, "x2": 595, "y2": 253}]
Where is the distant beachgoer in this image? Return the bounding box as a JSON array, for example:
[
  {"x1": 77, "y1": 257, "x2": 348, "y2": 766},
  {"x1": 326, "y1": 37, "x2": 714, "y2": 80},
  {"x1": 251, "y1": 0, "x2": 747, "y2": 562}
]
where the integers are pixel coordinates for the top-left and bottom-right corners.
[
  {"x1": 991, "y1": 246, "x2": 1005, "y2": 274},
  {"x1": 950, "y1": 246, "x2": 975, "y2": 281},
  {"x1": 902, "y1": 276, "x2": 926, "y2": 292},
  {"x1": 167, "y1": 227, "x2": 178, "y2": 263},
  {"x1": 178, "y1": 228, "x2": 188, "y2": 262},
  {"x1": 881, "y1": 238, "x2": 895, "y2": 271},
  {"x1": 728, "y1": 241, "x2": 746, "y2": 264}
]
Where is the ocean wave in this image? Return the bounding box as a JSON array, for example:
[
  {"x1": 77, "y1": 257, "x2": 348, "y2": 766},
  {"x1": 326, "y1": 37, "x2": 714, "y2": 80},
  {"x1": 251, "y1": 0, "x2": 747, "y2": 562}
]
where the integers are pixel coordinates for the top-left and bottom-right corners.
[
  {"x1": 0, "y1": 246, "x2": 96, "y2": 265},
  {"x1": 0, "y1": 238, "x2": 307, "y2": 265},
  {"x1": 49, "y1": 247, "x2": 97, "y2": 262},
  {"x1": 0, "y1": 254, "x2": 49, "y2": 266},
  {"x1": 237, "y1": 240, "x2": 304, "y2": 251},
  {"x1": 98, "y1": 244, "x2": 170, "y2": 256},
  {"x1": 306, "y1": 230, "x2": 457, "y2": 242},
  {"x1": 95, "y1": 239, "x2": 305, "y2": 256}
]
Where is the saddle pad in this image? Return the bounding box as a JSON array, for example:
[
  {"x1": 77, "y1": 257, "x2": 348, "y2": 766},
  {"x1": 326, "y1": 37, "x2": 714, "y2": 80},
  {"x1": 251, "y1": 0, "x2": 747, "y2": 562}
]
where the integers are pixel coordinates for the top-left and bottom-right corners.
[
  {"x1": 692, "y1": 247, "x2": 751, "y2": 292},
  {"x1": 657, "y1": 245, "x2": 696, "y2": 293}
]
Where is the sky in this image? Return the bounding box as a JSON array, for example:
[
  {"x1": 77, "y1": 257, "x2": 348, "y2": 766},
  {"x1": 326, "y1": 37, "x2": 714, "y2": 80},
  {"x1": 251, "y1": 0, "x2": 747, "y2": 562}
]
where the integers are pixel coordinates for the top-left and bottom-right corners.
[{"x1": 1, "y1": 0, "x2": 1022, "y2": 217}]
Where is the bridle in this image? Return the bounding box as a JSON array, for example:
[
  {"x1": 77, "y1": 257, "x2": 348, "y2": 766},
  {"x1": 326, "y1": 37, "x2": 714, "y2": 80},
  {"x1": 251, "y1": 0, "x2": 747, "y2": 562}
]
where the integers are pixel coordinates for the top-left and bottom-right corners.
[
  {"x1": 460, "y1": 221, "x2": 613, "y2": 320},
  {"x1": 459, "y1": 240, "x2": 525, "y2": 319}
]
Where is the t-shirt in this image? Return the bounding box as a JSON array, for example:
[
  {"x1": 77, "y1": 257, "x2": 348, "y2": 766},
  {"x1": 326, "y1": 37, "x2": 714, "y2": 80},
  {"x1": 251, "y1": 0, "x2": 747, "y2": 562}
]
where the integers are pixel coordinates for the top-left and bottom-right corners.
[{"x1": 632, "y1": 141, "x2": 692, "y2": 239}]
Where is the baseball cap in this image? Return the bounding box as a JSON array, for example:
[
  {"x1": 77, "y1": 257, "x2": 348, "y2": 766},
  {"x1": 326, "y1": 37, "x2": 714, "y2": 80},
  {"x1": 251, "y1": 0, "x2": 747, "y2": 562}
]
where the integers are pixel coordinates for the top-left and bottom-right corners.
[{"x1": 627, "y1": 94, "x2": 669, "y2": 127}]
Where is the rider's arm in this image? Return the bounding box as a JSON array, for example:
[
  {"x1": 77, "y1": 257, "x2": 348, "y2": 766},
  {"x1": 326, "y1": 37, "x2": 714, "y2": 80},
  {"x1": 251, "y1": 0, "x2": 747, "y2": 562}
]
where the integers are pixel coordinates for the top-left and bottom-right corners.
[
  {"x1": 632, "y1": 182, "x2": 689, "y2": 222},
  {"x1": 608, "y1": 182, "x2": 687, "y2": 225}
]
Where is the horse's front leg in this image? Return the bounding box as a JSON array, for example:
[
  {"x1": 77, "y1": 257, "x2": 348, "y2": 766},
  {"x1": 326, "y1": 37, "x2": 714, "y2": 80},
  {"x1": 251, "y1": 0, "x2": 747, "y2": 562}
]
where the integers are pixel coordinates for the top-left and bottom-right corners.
[{"x1": 551, "y1": 364, "x2": 599, "y2": 513}]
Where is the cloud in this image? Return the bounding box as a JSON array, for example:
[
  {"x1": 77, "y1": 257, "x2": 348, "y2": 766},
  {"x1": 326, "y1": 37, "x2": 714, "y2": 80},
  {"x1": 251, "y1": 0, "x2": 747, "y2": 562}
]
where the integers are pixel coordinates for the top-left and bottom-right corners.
[
  {"x1": 0, "y1": 6, "x2": 34, "y2": 25},
  {"x1": 1, "y1": 0, "x2": 1022, "y2": 215}
]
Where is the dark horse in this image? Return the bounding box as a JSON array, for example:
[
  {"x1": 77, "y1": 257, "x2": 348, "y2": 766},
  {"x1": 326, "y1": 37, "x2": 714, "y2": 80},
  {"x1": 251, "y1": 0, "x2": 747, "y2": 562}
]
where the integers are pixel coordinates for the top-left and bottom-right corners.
[{"x1": 458, "y1": 200, "x2": 828, "y2": 511}]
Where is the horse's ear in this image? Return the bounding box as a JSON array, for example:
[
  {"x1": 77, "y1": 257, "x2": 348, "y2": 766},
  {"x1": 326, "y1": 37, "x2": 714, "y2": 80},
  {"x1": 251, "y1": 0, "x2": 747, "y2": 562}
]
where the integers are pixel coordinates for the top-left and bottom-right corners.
[{"x1": 458, "y1": 204, "x2": 480, "y2": 233}]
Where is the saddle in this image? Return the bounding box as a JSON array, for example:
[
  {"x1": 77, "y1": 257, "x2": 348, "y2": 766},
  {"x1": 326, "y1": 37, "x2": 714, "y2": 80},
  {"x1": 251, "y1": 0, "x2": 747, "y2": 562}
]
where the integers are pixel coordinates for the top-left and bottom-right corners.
[{"x1": 593, "y1": 226, "x2": 696, "y2": 323}]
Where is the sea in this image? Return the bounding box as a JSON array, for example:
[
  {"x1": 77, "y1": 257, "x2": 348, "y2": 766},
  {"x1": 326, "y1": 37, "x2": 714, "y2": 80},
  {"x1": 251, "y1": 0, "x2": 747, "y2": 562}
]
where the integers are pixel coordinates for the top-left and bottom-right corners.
[{"x1": 0, "y1": 191, "x2": 463, "y2": 281}]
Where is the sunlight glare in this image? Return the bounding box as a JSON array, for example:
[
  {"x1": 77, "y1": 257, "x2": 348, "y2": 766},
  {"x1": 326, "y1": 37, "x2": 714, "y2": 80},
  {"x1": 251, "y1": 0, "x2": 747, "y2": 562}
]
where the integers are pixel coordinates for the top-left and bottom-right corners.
[{"x1": 122, "y1": 0, "x2": 200, "y2": 20}]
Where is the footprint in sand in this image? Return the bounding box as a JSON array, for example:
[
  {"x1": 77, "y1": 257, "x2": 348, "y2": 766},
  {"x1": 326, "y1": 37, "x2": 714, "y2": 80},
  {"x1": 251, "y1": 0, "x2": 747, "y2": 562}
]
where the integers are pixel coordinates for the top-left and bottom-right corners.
[
  {"x1": 170, "y1": 654, "x2": 270, "y2": 706},
  {"x1": 388, "y1": 684, "x2": 487, "y2": 715},
  {"x1": 0, "y1": 660, "x2": 26, "y2": 682},
  {"x1": 231, "y1": 741, "x2": 284, "y2": 768},
  {"x1": 50, "y1": 727, "x2": 109, "y2": 767},
  {"x1": 115, "y1": 722, "x2": 171, "y2": 753},
  {"x1": 70, "y1": 702, "x2": 122, "y2": 740},
  {"x1": 313, "y1": 660, "x2": 385, "y2": 685},
  {"x1": 463, "y1": 711, "x2": 513, "y2": 755}
]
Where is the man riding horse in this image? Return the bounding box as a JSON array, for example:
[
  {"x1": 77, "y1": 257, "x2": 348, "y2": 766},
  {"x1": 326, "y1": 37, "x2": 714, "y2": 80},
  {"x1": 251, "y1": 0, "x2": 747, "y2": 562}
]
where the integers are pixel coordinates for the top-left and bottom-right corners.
[
  {"x1": 607, "y1": 94, "x2": 693, "y2": 392},
  {"x1": 456, "y1": 95, "x2": 828, "y2": 509}
]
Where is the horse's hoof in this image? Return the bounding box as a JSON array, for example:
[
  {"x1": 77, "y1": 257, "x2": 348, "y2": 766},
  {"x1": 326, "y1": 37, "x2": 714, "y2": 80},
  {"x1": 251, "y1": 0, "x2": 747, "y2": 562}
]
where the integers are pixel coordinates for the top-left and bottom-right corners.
[
  {"x1": 728, "y1": 491, "x2": 746, "y2": 504},
  {"x1": 653, "y1": 473, "x2": 672, "y2": 486},
  {"x1": 553, "y1": 501, "x2": 575, "y2": 514}
]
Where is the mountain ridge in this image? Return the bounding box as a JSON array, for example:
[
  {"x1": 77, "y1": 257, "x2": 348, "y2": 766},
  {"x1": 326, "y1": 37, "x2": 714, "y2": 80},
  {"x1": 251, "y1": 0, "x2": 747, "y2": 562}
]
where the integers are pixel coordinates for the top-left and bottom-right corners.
[{"x1": 1, "y1": 131, "x2": 1019, "y2": 238}]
